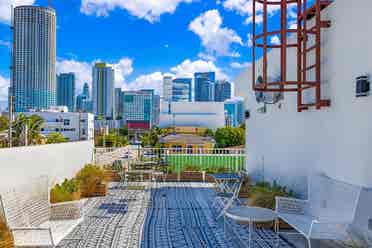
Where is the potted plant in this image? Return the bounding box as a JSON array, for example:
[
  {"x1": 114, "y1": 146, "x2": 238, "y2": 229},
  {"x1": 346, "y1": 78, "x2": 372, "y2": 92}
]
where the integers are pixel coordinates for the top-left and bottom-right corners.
[{"x1": 76, "y1": 164, "x2": 107, "y2": 197}]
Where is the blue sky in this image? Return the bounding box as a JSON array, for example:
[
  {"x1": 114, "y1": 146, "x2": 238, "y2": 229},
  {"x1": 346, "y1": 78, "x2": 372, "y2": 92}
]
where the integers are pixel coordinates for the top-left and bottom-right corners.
[{"x1": 0, "y1": 0, "x2": 301, "y2": 108}]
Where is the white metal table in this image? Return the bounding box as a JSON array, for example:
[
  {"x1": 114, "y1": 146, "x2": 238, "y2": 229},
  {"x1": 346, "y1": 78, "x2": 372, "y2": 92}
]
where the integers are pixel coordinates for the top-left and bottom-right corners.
[{"x1": 225, "y1": 206, "x2": 279, "y2": 248}]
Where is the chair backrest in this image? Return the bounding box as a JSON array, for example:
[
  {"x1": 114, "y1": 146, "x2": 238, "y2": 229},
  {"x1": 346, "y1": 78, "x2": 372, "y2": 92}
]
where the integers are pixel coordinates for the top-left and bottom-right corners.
[
  {"x1": 307, "y1": 174, "x2": 361, "y2": 223},
  {"x1": 0, "y1": 176, "x2": 50, "y2": 228}
]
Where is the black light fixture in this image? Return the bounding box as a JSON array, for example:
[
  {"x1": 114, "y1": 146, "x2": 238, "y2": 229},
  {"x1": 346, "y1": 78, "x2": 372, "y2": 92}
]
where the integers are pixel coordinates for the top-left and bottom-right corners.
[
  {"x1": 245, "y1": 110, "x2": 250, "y2": 119},
  {"x1": 356, "y1": 75, "x2": 370, "y2": 97}
]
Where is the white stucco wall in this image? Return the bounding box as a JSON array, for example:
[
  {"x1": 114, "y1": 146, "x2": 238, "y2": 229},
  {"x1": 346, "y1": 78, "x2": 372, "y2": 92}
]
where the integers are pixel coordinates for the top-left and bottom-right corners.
[
  {"x1": 235, "y1": 0, "x2": 372, "y2": 195},
  {"x1": 0, "y1": 141, "x2": 94, "y2": 192}
]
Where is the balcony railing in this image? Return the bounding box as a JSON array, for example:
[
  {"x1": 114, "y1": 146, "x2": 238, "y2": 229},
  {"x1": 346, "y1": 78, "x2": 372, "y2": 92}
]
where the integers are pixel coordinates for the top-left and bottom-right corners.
[{"x1": 95, "y1": 147, "x2": 246, "y2": 174}]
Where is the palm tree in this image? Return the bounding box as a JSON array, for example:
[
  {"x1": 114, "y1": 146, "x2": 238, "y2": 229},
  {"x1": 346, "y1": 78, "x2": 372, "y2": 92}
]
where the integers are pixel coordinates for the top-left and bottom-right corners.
[{"x1": 12, "y1": 114, "x2": 45, "y2": 146}]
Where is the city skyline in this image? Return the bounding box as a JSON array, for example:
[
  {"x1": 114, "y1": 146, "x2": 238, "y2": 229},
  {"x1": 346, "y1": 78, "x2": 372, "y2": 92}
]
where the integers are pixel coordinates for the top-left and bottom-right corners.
[{"x1": 0, "y1": 0, "x2": 293, "y2": 109}]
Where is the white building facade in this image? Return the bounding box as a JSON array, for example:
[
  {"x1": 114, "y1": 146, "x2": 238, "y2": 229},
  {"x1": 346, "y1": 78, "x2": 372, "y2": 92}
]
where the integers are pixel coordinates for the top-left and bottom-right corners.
[
  {"x1": 22, "y1": 111, "x2": 94, "y2": 142},
  {"x1": 160, "y1": 101, "x2": 225, "y2": 130},
  {"x1": 235, "y1": 0, "x2": 372, "y2": 237}
]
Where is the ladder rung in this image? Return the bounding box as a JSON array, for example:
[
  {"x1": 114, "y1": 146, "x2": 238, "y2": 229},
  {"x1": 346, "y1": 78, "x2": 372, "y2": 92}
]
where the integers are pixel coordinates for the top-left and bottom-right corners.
[{"x1": 301, "y1": 64, "x2": 317, "y2": 72}]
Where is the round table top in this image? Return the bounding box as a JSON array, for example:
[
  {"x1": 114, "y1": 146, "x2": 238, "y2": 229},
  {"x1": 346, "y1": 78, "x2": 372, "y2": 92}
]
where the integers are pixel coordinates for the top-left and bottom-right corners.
[
  {"x1": 225, "y1": 206, "x2": 277, "y2": 223},
  {"x1": 209, "y1": 173, "x2": 240, "y2": 180}
]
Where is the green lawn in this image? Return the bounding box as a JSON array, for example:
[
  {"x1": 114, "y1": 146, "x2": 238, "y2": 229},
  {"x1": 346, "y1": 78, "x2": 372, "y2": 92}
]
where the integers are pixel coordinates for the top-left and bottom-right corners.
[{"x1": 165, "y1": 154, "x2": 245, "y2": 173}]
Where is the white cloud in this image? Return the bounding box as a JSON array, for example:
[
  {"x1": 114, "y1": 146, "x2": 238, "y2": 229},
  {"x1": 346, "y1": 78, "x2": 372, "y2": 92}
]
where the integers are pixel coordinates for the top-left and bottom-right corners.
[
  {"x1": 221, "y1": 0, "x2": 296, "y2": 25},
  {"x1": 56, "y1": 57, "x2": 134, "y2": 93},
  {"x1": 230, "y1": 61, "x2": 251, "y2": 69},
  {"x1": 270, "y1": 35, "x2": 280, "y2": 45},
  {"x1": 80, "y1": 0, "x2": 194, "y2": 23},
  {"x1": 0, "y1": 40, "x2": 11, "y2": 48},
  {"x1": 197, "y1": 52, "x2": 216, "y2": 61},
  {"x1": 0, "y1": 75, "x2": 10, "y2": 102},
  {"x1": 170, "y1": 59, "x2": 228, "y2": 80},
  {"x1": 113, "y1": 58, "x2": 133, "y2": 86},
  {"x1": 0, "y1": 0, "x2": 36, "y2": 24},
  {"x1": 246, "y1": 33, "x2": 253, "y2": 47},
  {"x1": 124, "y1": 72, "x2": 164, "y2": 95},
  {"x1": 189, "y1": 9, "x2": 243, "y2": 57}
]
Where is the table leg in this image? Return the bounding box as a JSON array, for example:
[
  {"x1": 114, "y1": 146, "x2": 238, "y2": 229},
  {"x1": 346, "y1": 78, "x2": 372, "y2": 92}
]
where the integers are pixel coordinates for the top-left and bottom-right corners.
[{"x1": 249, "y1": 221, "x2": 252, "y2": 248}]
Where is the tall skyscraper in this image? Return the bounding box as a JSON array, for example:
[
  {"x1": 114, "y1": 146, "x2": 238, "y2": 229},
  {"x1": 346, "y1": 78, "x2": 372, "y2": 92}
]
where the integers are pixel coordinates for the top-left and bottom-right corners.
[
  {"x1": 12, "y1": 6, "x2": 57, "y2": 112},
  {"x1": 92, "y1": 63, "x2": 115, "y2": 119},
  {"x1": 153, "y1": 94, "x2": 160, "y2": 126},
  {"x1": 194, "y1": 72, "x2": 215, "y2": 102},
  {"x1": 57, "y1": 73, "x2": 76, "y2": 112},
  {"x1": 163, "y1": 76, "x2": 173, "y2": 102},
  {"x1": 76, "y1": 83, "x2": 92, "y2": 113},
  {"x1": 122, "y1": 90, "x2": 154, "y2": 130},
  {"x1": 215, "y1": 80, "x2": 232, "y2": 102},
  {"x1": 172, "y1": 78, "x2": 192, "y2": 102},
  {"x1": 224, "y1": 99, "x2": 244, "y2": 127},
  {"x1": 114, "y1": 88, "x2": 123, "y2": 119},
  {"x1": 82, "y1": 82, "x2": 90, "y2": 99}
]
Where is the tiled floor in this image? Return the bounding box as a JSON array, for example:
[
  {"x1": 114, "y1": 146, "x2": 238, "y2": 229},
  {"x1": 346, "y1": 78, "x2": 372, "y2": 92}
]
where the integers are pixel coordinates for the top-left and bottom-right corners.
[{"x1": 58, "y1": 182, "x2": 297, "y2": 248}]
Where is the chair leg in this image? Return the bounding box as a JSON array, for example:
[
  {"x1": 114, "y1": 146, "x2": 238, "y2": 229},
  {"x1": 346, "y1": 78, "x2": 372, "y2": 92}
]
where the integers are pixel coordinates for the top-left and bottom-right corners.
[{"x1": 307, "y1": 238, "x2": 312, "y2": 248}]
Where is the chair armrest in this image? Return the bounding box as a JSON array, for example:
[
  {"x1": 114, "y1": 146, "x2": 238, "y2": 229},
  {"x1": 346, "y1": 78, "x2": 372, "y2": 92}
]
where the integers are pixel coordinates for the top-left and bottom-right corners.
[
  {"x1": 275, "y1": 196, "x2": 307, "y2": 215},
  {"x1": 11, "y1": 227, "x2": 54, "y2": 247},
  {"x1": 309, "y1": 220, "x2": 350, "y2": 241}
]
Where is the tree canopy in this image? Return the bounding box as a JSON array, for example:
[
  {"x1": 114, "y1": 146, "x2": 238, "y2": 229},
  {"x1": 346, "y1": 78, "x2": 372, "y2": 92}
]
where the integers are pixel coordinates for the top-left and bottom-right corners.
[
  {"x1": 0, "y1": 116, "x2": 8, "y2": 132},
  {"x1": 46, "y1": 132, "x2": 68, "y2": 144},
  {"x1": 214, "y1": 126, "x2": 245, "y2": 148}
]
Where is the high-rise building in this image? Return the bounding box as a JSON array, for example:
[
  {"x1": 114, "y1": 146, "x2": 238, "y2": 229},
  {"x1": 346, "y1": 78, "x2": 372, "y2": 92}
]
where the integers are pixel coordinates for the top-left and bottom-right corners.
[
  {"x1": 194, "y1": 72, "x2": 215, "y2": 102},
  {"x1": 114, "y1": 88, "x2": 123, "y2": 120},
  {"x1": 92, "y1": 63, "x2": 115, "y2": 119},
  {"x1": 172, "y1": 78, "x2": 192, "y2": 102},
  {"x1": 57, "y1": 73, "x2": 75, "y2": 112},
  {"x1": 163, "y1": 76, "x2": 173, "y2": 102},
  {"x1": 153, "y1": 94, "x2": 160, "y2": 126},
  {"x1": 12, "y1": 6, "x2": 57, "y2": 112},
  {"x1": 82, "y1": 82, "x2": 90, "y2": 99},
  {"x1": 76, "y1": 83, "x2": 92, "y2": 113},
  {"x1": 122, "y1": 90, "x2": 155, "y2": 130},
  {"x1": 224, "y1": 99, "x2": 244, "y2": 127},
  {"x1": 215, "y1": 80, "x2": 232, "y2": 102}
]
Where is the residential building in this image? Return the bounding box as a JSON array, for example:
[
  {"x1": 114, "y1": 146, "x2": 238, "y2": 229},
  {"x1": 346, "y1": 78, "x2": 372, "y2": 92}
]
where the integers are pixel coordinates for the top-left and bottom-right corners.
[
  {"x1": 160, "y1": 101, "x2": 225, "y2": 130},
  {"x1": 215, "y1": 80, "x2": 232, "y2": 102},
  {"x1": 194, "y1": 72, "x2": 215, "y2": 102},
  {"x1": 172, "y1": 78, "x2": 192, "y2": 102},
  {"x1": 163, "y1": 76, "x2": 173, "y2": 102},
  {"x1": 21, "y1": 110, "x2": 94, "y2": 141},
  {"x1": 224, "y1": 99, "x2": 244, "y2": 127},
  {"x1": 12, "y1": 6, "x2": 57, "y2": 112},
  {"x1": 92, "y1": 63, "x2": 115, "y2": 119},
  {"x1": 122, "y1": 90, "x2": 154, "y2": 131},
  {"x1": 114, "y1": 88, "x2": 123, "y2": 120},
  {"x1": 234, "y1": 1, "x2": 372, "y2": 235},
  {"x1": 57, "y1": 73, "x2": 76, "y2": 112},
  {"x1": 159, "y1": 134, "x2": 215, "y2": 152}
]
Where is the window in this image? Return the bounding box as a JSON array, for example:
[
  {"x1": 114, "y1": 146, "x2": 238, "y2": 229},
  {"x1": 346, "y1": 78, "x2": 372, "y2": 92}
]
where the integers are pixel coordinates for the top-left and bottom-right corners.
[{"x1": 63, "y1": 119, "x2": 70, "y2": 126}]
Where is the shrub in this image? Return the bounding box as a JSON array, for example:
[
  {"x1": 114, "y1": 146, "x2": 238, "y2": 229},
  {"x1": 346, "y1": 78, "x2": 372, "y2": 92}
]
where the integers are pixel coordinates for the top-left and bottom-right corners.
[
  {"x1": 76, "y1": 164, "x2": 105, "y2": 196},
  {"x1": 249, "y1": 180, "x2": 295, "y2": 210},
  {"x1": 50, "y1": 178, "x2": 80, "y2": 203},
  {"x1": 182, "y1": 165, "x2": 201, "y2": 172}
]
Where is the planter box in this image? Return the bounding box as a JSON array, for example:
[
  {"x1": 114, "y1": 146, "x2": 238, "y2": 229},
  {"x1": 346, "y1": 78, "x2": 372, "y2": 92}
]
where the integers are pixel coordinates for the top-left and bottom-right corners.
[
  {"x1": 181, "y1": 171, "x2": 203, "y2": 182},
  {"x1": 81, "y1": 183, "x2": 107, "y2": 198},
  {"x1": 104, "y1": 169, "x2": 121, "y2": 182}
]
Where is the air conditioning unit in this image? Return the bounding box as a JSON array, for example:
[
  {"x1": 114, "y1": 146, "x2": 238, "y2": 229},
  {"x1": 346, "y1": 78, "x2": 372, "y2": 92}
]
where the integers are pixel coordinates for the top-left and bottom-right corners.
[{"x1": 356, "y1": 75, "x2": 370, "y2": 97}]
